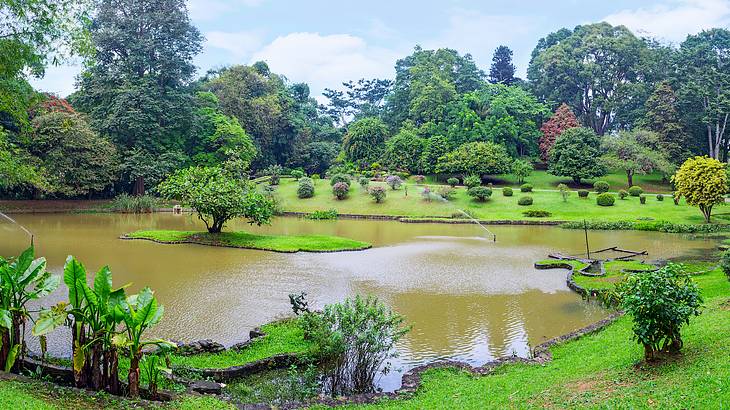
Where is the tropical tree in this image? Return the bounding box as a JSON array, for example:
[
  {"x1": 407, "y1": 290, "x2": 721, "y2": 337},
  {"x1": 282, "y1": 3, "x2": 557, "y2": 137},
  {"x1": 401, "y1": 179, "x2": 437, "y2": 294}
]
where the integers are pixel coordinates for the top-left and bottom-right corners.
[
  {"x1": 342, "y1": 117, "x2": 389, "y2": 167},
  {"x1": 0, "y1": 128, "x2": 43, "y2": 190},
  {"x1": 539, "y1": 103, "x2": 579, "y2": 162},
  {"x1": 672, "y1": 156, "x2": 727, "y2": 223},
  {"x1": 642, "y1": 82, "x2": 691, "y2": 164},
  {"x1": 436, "y1": 141, "x2": 513, "y2": 177},
  {"x1": 601, "y1": 130, "x2": 673, "y2": 187},
  {"x1": 418, "y1": 135, "x2": 450, "y2": 174},
  {"x1": 158, "y1": 167, "x2": 274, "y2": 233},
  {"x1": 511, "y1": 159, "x2": 533, "y2": 184},
  {"x1": 381, "y1": 126, "x2": 425, "y2": 173},
  {"x1": 489, "y1": 45, "x2": 516, "y2": 85},
  {"x1": 548, "y1": 127, "x2": 606, "y2": 184}
]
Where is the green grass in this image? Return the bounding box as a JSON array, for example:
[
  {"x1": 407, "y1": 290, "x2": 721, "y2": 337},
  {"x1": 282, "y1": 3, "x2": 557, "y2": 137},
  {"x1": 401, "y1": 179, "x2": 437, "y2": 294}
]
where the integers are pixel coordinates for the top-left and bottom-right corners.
[
  {"x1": 536, "y1": 259, "x2": 657, "y2": 291},
  {"x1": 332, "y1": 266, "x2": 730, "y2": 409},
  {"x1": 123, "y1": 230, "x2": 371, "y2": 253},
  {"x1": 170, "y1": 320, "x2": 312, "y2": 369},
  {"x1": 273, "y1": 177, "x2": 725, "y2": 225},
  {"x1": 535, "y1": 258, "x2": 589, "y2": 271},
  {"x1": 480, "y1": 169, "x2": 672, "y2": 193}
]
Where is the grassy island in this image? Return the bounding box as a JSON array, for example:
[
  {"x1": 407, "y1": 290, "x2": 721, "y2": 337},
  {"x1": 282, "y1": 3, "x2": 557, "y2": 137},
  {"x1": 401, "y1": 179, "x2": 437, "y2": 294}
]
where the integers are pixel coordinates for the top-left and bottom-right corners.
[{"x1": 122, "y1": 230, "x2": 371, "y2": 253}]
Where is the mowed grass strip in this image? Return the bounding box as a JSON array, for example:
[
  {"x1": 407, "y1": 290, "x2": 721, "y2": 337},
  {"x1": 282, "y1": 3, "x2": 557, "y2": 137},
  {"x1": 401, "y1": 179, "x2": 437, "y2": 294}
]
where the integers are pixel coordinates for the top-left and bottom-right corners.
[{"x1": 123, "y1": 229, "x2": 371, "y2": 252}]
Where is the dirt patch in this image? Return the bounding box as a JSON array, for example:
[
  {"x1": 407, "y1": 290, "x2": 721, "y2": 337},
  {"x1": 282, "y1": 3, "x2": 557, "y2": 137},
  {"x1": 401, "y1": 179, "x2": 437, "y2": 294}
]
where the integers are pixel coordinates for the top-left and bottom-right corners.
[{"x1": 720, "y1": 299, "x2": 730, "y2": 311}]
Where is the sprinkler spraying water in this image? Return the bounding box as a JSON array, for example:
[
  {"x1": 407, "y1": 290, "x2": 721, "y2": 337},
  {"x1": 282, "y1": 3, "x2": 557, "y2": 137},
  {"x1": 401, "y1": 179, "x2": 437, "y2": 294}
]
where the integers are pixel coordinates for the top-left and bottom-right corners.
[
  {"x1": 0, "y1": 211, "x2": 34, "y2": 246},
  {"x1": 423, "y1": 187, "x2": 497, "y2": 242}
]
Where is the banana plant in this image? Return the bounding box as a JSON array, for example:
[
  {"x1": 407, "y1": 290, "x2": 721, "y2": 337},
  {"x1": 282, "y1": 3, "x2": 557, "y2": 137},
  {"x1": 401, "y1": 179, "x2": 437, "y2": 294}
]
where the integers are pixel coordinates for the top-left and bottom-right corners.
[
  {"x1": 113, "y1": 286, "x2": 174, "y2": 398},
  {"x1": 0, "y1": 246, "x2": 59, "y2": 372},
  {"x1": 140, "y1": 353, "x2": 172, "y2": 399}
]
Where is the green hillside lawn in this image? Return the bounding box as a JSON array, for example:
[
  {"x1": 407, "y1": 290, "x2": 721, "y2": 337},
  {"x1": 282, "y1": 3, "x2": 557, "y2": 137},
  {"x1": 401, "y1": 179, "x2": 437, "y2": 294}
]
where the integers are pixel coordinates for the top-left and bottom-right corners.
[{"x1": 273, "y1": 178, "x2": 728, "y2": 225}]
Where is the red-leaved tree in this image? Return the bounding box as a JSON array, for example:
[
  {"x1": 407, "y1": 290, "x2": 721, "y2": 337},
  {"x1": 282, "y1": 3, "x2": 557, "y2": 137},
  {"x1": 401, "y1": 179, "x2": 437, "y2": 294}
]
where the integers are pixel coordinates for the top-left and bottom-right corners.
[{"x1": 539, "y1": 103, "x2": 579, "y2": 162}]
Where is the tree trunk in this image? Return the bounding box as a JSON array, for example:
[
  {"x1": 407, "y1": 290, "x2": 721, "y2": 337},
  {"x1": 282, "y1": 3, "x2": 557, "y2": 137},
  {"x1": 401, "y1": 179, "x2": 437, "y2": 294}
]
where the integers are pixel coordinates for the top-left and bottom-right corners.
[
  {"x1": 91, "y1": 342, "x2": 102, "y2": 391},
  {"x1": 108, "y1": 348, "x2": 120, "y2": 395},
  {"x1": 573, "y1": 176, "x2": 581, "y2": 185},
  {"x1": 128, "y1": 354, "x2": 140, "y2": 398},
  {"x1": 72, "y1": 322, "x2": 87, "y2": 388},
  {"x1": 626, "y1": 170, "x2": 633, "y2": 187},
  {"x1": 132, "y1": 176, "x2": 145, "y2": 197},
  {"x1": 0, "y1": 329, "x2": 9, "y2": 369}
]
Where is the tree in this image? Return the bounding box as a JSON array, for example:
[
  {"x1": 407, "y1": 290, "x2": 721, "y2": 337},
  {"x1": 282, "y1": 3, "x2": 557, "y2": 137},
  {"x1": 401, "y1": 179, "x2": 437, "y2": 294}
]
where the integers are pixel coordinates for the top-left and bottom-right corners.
[
  {"x1": 0, "y1": 128, "x2": 43, "y2": 190},
  {"x1": 158, "y1": 167, "x2": 274, "y2": 233},
  {"x1": 29, "y1": 112, "x2": 119, "y2": 197},
  {"x1": 548, "y1": 127, "x2": 606, "y2": 184},
  {"x1": 676, "y1": 29, "x2": 730, "y2": 160},
  {"x1": 528, "y1": 23, "x2": 648, "y2": 135},
  {"x1": 381, "y1": 126, "x2": 425, "y2": 173},
  {"x1": 672, "y1": 156, "x2": 727, "y2": 223},
  {"x1": 642, "y1": 82, "x2": 691, "y2": 164},
  {"x1": 539, "y1": 103, "x2": 579, "y2": 162},
  {"x1": 489, "y1": 46, "x2": 516, "y2": 85},
  {"x1": 511, "y1": 159, "x2": 533, "y2": 184},
  {"x1": 419, "y1": 135, "x2": 450, "y2": 174},
  {"x1": 342, "y1": 117, "x2": 389, "y2": 167},
  {"x1": 289, "y1": 141, "x2": 339, "y2": 176},
  {"x1": 436, "y1": 141, "x2": 513, "y2": 177},
  {"x1": 601, "y1": 130, "x2": 672, "y2": 187},
  {"x1": 321, "y1": 78, "x2": 393, "y2": 125}
]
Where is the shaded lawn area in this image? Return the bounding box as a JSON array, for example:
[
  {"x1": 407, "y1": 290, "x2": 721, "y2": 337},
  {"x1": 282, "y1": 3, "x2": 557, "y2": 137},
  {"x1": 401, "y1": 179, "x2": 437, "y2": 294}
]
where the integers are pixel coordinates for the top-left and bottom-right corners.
[{"x1": 123, "y1": 230, "x2": 371, "y2": 252}]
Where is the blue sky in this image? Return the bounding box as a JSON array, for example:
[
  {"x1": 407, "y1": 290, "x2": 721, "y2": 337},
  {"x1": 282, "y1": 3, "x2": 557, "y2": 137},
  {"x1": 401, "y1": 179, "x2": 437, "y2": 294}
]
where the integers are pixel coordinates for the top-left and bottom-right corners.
[{"x1": 32, "y1": 0, "x2": 730, "y2": 100}]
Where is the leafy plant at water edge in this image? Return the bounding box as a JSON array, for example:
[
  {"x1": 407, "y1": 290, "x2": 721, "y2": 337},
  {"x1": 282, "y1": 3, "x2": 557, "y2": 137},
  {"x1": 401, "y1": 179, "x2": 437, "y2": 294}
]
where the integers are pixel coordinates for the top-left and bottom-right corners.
[
  {"x1": 522, "y1": 210, "x2": 552, "y2": 217},
  {"x1": 111, "y1": 194, "x2": 157, "y2": 213},
  {"x1": 368, "y1": 186, "x2": 386, "y2": 203},
  {"x1": 617, "y1": 265, "x2": 702, "y2": 360},
  {"x1": 289, "y1": 292, "x2": 310, "y2": 315},
  {"x1": 0, "y1": 247, "x2": 59, "y2": 373},
  {"x1": 140, "y1": 353, "x2": 172, "y2": 399},
  {"x1": 561, "y1": 220, "x2": 730, "y2": 233},
  {"x1": 305, "y1": 209, "x2": 338, "y2": 220}
]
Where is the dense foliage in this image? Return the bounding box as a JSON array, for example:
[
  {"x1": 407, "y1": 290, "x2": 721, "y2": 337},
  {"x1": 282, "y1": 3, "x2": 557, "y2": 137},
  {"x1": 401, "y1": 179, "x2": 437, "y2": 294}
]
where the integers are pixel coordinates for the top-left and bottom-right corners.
[
  {"x1": 671, "y1": 156, "x2": 728, "y2": 222},
  {"x1": 548, "y1": 127, "x2": 606, "y2": 184}
]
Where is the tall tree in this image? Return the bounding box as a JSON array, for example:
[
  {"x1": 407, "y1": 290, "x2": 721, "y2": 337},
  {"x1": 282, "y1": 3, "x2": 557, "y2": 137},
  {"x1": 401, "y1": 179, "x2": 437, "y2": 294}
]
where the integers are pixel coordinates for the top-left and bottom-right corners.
[
  {"x1": 548, "y1": 127, "x2": 606, "y2": 184},
  {"x1": 676, "y1": 29, "x2": 730, "y2": 160},
  {"x1": 489, "y1": 46, "x2": 516, "y2": 85},
  {"x1": 342, "y1": 117, "x2": 389, "y2": 168},
  {"x1": 539, "y1": 103, "x2": 580, "y2": 162},
  {"x1": 601, "y1": 130, "x2": 672, "y2": 187},
  {"x1": 321, "y1": 78, "x2": 393, "y2": 125},
  {"x1": 641, "y1": 82, "x2": 691, "y2": 164},
  {"x1": 528, "y1": 23, "x2": 648, "y2": 135}
]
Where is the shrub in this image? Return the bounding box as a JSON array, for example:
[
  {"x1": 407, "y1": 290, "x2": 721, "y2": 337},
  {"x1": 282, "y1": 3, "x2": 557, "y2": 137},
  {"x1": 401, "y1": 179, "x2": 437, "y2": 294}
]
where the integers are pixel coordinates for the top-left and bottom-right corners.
[
  {"x1": 299, "y1": 295, "x2": 410, "y2": 395},
  {"x1": 330, "y1": 174, "x2": 351, "y2": 186},
  {"x1": 413, "y1": 175, "x2": 425, "y2": 184},
  {"x1": 657, "y1": 194, "x2": 664, "y2": 201},
  {"x1": 111, "y1": 193, "x2": 157, "y2": 213},
  {"x1": 557, "y1": 183, "x2": 569, "y2": 202},
  {"x1": 297, "y1": 177, "x2": 315, "y2": 199},
  {"x1": 359, "y1": 177, "x2": 370, "y2": 189},
  {"x1": 672, "y1": 193, "x2": 680, "y2": 205},
  {"x1": 291, "y1": 170, "x2": 305, "y2": 180},
  {"x1": 333, "y1": 182, "x2": 350, "y2": 200},
  {"x1": 593, "y1": 180, "x2": 609, "y2": 193},
  {"x1": 628, "y1": 186, "x2": 643, "y2": 197},
  {"x1": 518, "y1": 196, "x2": 533, "y2": 206},
  {"x1": 522, "y1": 210, "x2": 552, "y2": 217},
  {"x1": 520, "y1": 183, "x2": 533, "y2": 192},
  {"x1": 721, "y1": 250, "x2": 730, "y2": 281},
  {"x1": 617, "y1": 265, "x2": 702, "y2": 360},
  {"x1": 421, "y1": 187, "x2": 432, "y2": 201},
  {"x1": 577, "y1": 189, "x2": 589, "y2": 198},
  {"x1": 368, "y1": 186, "x2": 386, "y2": 203},
  {"x1": 306, "y1": 209, "x2": 338, "y2": 220},
  {"x1": 385, "y1": 175, "x2": 402, "y2": 190},
  {"x1": 640, "y1": 195, "x2": 646, "y2": 204},
  {"x1": 618, "y1": 189, "x2": 628, "y2": 200},
  {"x1": 464, "y1": 174, "x2": 481, "y2": 189},
  {"x1": 264, "y1": 164, "x2": 283, "y2": 185},
  {"x1": 596, "y1": 193, "x2": 615, "y2": 206},
  {"x1": 467, "y1": 186, "x2": 492, "y2": 202},
  {"x1": 437, "y1": 186, "x2": 456, "y2": 200},
  {"x1": 503, "y1": 187, "x2": 513, "y2": 196},
  {"x1": 447, "y1": 177, "x2": 459, "y2": 187},
  {"x1": 311, "y1": 174, "x2": 320, "y2": 183}
]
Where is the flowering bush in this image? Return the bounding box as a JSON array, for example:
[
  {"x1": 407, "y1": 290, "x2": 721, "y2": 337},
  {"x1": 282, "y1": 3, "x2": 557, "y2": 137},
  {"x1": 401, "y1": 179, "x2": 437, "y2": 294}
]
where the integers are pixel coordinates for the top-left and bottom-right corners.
[
  {"x1": 386, "y1": 175, "x2": 402, "y2": 190},
  {"x1": 368, "y1": 186, "x2": 386, "y2": 203},
  {"x1": 333, "y1": 182, "x2": 350, "y2": 200}
]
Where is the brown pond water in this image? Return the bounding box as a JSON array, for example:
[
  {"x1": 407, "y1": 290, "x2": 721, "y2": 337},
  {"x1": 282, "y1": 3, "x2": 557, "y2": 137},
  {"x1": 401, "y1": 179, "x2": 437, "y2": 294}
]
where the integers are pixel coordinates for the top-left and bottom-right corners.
[{"x1": 0, "y1": 213, "x2": 718, "y2": 391}]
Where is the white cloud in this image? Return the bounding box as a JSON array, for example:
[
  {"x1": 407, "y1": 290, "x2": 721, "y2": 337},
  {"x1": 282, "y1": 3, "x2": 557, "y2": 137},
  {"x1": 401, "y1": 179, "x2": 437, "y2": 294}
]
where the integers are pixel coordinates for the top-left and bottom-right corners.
[
  {"x1": 187, "y1": 0, "x2": 265, "y2": 21},
  {"x1": 250, "y1": 32, "x2": 402, "y2": 97},
  {"x1": 205, "y1": 31, "x2": 262, "y2": 57},
  {"x1": 28, "y1": 64, "x2": 83, "y2": 97},
  {"x1": 604, "y1": 0, "x2": 730, "y2": 43}
]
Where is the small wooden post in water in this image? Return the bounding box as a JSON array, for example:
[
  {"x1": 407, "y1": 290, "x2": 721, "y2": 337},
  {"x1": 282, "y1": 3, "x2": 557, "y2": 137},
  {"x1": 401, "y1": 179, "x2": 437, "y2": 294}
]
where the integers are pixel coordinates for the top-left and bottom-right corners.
[{"x1": 583, "y1": 219, "x2": 590, "y2": 259}]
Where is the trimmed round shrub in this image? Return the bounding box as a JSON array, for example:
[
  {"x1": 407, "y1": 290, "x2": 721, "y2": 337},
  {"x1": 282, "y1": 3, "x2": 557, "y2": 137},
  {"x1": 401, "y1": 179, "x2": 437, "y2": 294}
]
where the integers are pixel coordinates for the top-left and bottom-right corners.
[
  {"x1": 721, "y1": 250, "x2": 730, "y2": 281},
  {"x1": 359, "y1": 177, "x2": 370, "y2": 189},
  {"x1": 464, "y1": 175, "x2": 481, "y2": 189},
  {"x1": 522, "y1": 210, "x2": 552, "y2": 217},
  {"x1": 368, "y1": 186, "x2": 386, "y2": 203},
  {"x1": 640, "y1": 195, "x2": 647, "y2": 204},
  {"x1": 656, "y1": 194, "x2": 664, "y2": 201},
  {"x1": 386, "y1": 175, "x2": 403, "y2": 190},
  {"x1": 297, "y1": 177, "x2": 314, "y2": 199},
  {"x1": 596, "y1": 193, "x2": 615, "y2": 207},
  {"x1": 518, "y1": 196, "x2": 533, "y2": 206},
  {"x1": 311, "y1": 174, "x2": 320, "y2": 182},
  {"x1": 291, "y1": 170, "x2": 305, "y2": 180},
  {"x1": 618, "y1": 189, "x2": 628, "y2": 200},
  {"x1": 447, "y1": 177, "x2": 459, "y2": 187},
  {"x1": 437, "y1": 186, "x2": 456, "y2": 200},
  {"x1": 333, "y1": 182, "x2": 350, "y2": 200},
  {"x1": 628, "y1": 186, "x2": 643, "y2": 197},
  {"x1": 503, "y1": 187, "x2": 513, "y2": 197},
  {"x1": 467, "y1": 186, "x2": 492, "y2": 202},
  {"x1": 578, "y1": 189, "x2": 589, "y2": 198},
  {"x1": 593, "y1": 180, "x2": 610, "y2": 193},
  {"x1": 520, "y1": 183, "x2": 533, "y2": 192},
  {"x1": 330, "y1": 174, "x2": 351, "y2": 186}
]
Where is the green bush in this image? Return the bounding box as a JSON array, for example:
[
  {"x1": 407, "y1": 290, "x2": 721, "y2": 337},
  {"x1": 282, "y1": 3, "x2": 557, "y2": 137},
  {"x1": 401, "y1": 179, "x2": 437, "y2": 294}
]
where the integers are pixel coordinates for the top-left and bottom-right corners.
[
  {"x1": 111, "y1": 193, "x2": 157, "y2": 213},
  {"x1": 264, "y1": 164, "x2": 283, "y2": 185},
  {"x1": 368, "y1": 186, "x2": 386, "y2": 203},
  {"x1": 467, "y1": 186, "x2": 492, "y2": 202},
  {"x1": 437, "y1": 186, "x2": 456, "y2": 200},
  {"x1": 657, "y1": 194, "x2": 664, "y2": 201},
  {"x1": 557, "y1": 183, "x2": 569, "y2": 202},
  {"x1": 617, "y1": 265, "x2": 702, "y2": 360},
  {"x1": 464, "y1": 175, "x2": 481, "y2": 189},
  {"x1": 447, "y1": 177, "x2": 459, "y2": 187},
  {"x1": 330, "y1": 174, "x2": 351, "y2": 186},
  {"x1": 297, "y1": 177, "x2": 315, "y2": 199},
  {"x1": 596, "y1": 193, "x2": 615, "y2": 207},
  {"x1": 629, "y1": 186, "x2": 643, "y2": 196},
  {"x1": 503, "y1": 187, "x2": 513, "y2": 197},
  {"x1": 520, "y1": 183, "x2": 533, "y2": 192},
  {"x1": 721, "y1": 250, "x2": 730, "y2": 281},
  {"x1": 578, "y1": 189, "x2": 589, "y2": 198},
  {"x1": 618, "y1": 189, "x2": 628, "y2": 200},
  {"x1": 332, "y1": 182, "x2": 350, "y2": 200},
  {"x1": 593, "y1": 180, "x2": 609, "y2": 193},
  {"x1": 359, "y1": 177, "x2": 370, "y2": 189},
  {"x1": 305, "y1": 209, "x2": 338, "y2": 220},
  {"x1": 291, "y1": 170, "x2": 305, "y2": 180},
  {"x1": 518, "y1": 196, "x2": 533, "y2": 206},
  {"x1": 640, "y1": 195, "x2": 647, "y2": 204},
  {"x1": 561, "y1": 220, "x2": 730, "y2": 233},
  {"x1": 522, "y1": 210, "x2": 551, "y2": 217},
  {"x1": 311, "y1": 174, "x2": 320, "y2": 182}
]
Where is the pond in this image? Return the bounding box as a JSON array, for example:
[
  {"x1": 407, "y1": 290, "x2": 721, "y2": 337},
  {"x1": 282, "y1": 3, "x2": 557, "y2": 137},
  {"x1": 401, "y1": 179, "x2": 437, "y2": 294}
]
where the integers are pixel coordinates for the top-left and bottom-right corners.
[{"x1": 0, "y1": 213, "x2": 718, "y2": 391}]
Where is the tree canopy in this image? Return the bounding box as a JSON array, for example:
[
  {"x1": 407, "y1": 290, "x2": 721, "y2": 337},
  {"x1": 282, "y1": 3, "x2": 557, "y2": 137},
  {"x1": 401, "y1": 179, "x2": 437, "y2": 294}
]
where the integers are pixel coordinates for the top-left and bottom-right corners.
[
  {"x1": 548, "y1": 127, "x2": 606, "y2": 184},
  {"x1": 436, "y1": 141, "x2": 513, "y2": 177}
]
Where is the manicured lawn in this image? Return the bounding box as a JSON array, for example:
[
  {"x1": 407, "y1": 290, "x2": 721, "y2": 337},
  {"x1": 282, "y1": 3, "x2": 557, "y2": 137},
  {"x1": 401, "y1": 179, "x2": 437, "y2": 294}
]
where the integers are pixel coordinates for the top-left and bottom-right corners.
[
  {"x1": 123, "y1": 230, "x2": 371, "y2": 252},
  {"x1": 170, "y1": 320, "x2": 311, "y2": 369},
  {"x1": 479, "y1": 169, "x2": 672, "y2": 193},
  {"x1": 273, "y1": 178, "x2": 725, "y2": 225}
]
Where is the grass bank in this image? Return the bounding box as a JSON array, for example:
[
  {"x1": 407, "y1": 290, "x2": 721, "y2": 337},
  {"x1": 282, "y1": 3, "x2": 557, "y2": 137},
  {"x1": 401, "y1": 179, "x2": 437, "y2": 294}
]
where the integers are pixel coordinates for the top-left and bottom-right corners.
[{"x1": 122, "y1": 230, "x2": 371, "y2": 253}]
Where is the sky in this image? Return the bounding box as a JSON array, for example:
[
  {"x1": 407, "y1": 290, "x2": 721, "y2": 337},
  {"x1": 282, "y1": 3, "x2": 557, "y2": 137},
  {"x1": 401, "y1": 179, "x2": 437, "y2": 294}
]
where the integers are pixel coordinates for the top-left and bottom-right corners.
[{"x1": 31, "y1": 0, "x2": 730, "y2": 101}]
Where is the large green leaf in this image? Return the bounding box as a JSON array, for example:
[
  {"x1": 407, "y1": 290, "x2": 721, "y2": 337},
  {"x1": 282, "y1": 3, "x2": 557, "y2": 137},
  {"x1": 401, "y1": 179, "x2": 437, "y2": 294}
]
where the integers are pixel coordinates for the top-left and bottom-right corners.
[
  {"x1": 32, "y1": 304, "x2": 68, "y2": 336},
  {"x1": 18, "y1": 257, "x2": 46, "y2": 288},
  {"x1": 80, "y1": 280, "x2": 98, "y2": 307},
  {"x1": 132, "y1": 287, "x2": 157, "y2": 327},
  {"x1": 73, "y1": 341, "x2": 85, "y2": 373},
  {"x1": 4, "y1": 343, "x2": 19, "y2": 372},
  {"x1": 13, "y1": 247, "x2": 34, "y2": 281},
  {"x1": 107, "y1": 288, "x2": 127, "y2": 323},
  {"x1": 31, "y1": 274, "x2": 60, "y2": 299},
  {"x1": 63, "y1": 256, "x2": 87, "y2": 309},
  {"x1": 0, "y1": 310, "x2": 11, "y2": 330},
  {"x1": 93, "y1": 266, "x2": 112, "y2": 305}
]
